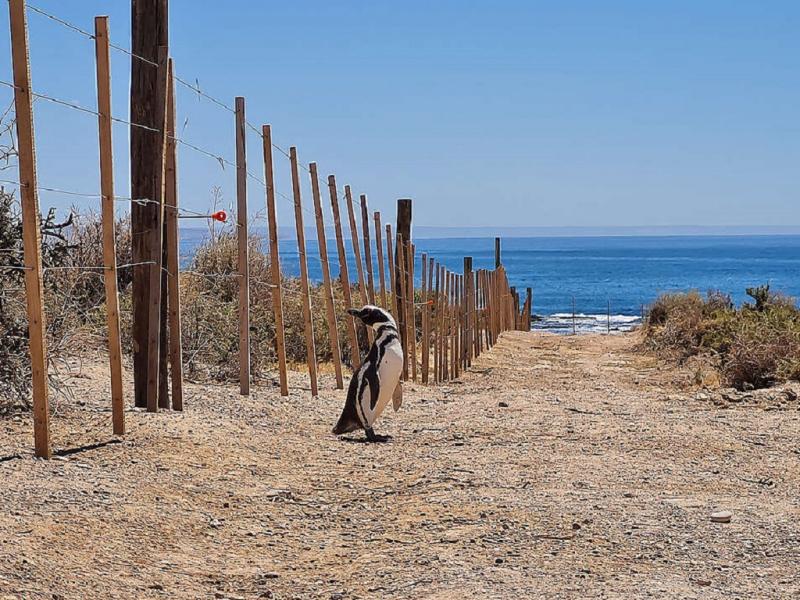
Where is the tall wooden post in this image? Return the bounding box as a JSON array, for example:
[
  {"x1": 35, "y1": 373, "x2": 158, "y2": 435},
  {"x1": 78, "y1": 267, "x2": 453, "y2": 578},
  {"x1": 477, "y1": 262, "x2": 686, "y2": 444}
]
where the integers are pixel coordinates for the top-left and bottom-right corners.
[
  {"x1": 494, "y1": 237, "x2": 501, "y2": 268},
  {"x1": 262, "y1": 125, "x2": 288, "y2": 395},
  {"x1": 9, "y1": 0, "x2": 50, "y2": 457},
  {"x1": 164, "y1": 60, "x2": 183, "y2": 410},
  {"x1": 289, "y1": 147, "x2": 318, "y2": 396},
  {"x1": 345, "y1": 186, "x2": 368, "y2": 307},
  {"x1": 373, "y1": 212, "x2": 387, "y2": 308},
  {"x1": 464, "y1": 256, "x2": 473, "y2": 367},
  {"x1": 395, "y1": 235, "x2": 408, "y2": 380},
  {"x1": 131, "y1": 0, "x2": 168, "y2": 408},
  {"x1": 94, "y1": 16, "x2": 125, "y2": 433},
  {"x1": 235, "y1": 96, "x2": 250, "y2": 396},
  {"x1": 385, "y1": 224, "x2": 397, "y2": 317},
  {"x1": 407, "y1": 241, "x2": 417, "y2": 382},
  {"x1": 420, "y1": 254, "x2": 429, "y2": 384},
  {"x1": 328, "y1": 176, "x2": 360, "y2": 369},
  {"x1": 525, "y1": 287, "x2": 533, "y2": 332},
  {"x1": 310, "y1": 163, "x2": 343, "y2": 389},
  {"x1": 144, "y1": 45, "x2": 169, "y2": 413},
  {"x1": 433, "y1": 261, "x2": 441, "y2": 383},
  {"x1": 395, "y1": 199, "x2": 412, "y2": 357},
  {"x1": 360, "y1": 195, "x2": 376, "y2": 304}
]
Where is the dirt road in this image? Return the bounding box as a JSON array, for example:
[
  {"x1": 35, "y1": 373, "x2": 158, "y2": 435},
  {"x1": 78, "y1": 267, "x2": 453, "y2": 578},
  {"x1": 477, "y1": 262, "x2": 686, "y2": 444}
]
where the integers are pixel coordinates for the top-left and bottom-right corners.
[{"x1": 1, "y1": 332, "x2": 798, "y2": 599}]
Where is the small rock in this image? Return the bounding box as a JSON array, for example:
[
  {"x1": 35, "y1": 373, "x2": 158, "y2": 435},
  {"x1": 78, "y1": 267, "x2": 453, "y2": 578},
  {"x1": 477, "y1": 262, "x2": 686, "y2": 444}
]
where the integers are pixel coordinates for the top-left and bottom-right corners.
[
  {"x1": 710, "y1": 510, "x2": 732, "y2": 523},
  {"x1": 498, "y1": 401, "x2": 509, "y2": 408},
  {"x1": 494, "y1": 557, "x2": 504, "y2": 564},
  {"x1": 572, "y1": 523, "x2": 581, "y2": 530}
]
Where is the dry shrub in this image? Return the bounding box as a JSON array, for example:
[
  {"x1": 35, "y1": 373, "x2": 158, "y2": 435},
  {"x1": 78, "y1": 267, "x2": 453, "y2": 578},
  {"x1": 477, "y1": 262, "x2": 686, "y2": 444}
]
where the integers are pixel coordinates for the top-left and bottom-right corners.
[
  {"x1": 179, "y1": 230, "x2": 358, "y2": 382},
  {"x1": 645, "y1": 287, "x2": 800, "y2": 389},
  {"x1": 0, "y1": 196, "x2": 134, "y2": 409}
]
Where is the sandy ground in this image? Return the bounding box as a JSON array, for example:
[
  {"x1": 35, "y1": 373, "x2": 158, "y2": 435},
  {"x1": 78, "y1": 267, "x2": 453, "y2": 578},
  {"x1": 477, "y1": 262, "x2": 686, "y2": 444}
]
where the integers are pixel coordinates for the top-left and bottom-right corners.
[{"x1": 1, "y1": 331, "x2": 799, "y2": 599}]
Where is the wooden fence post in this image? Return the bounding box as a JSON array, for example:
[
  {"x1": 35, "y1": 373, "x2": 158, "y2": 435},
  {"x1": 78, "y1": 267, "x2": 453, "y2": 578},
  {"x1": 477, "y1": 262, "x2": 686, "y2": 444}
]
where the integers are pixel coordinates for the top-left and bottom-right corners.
[
  {"x1": 464, "y1": 257, "x2": 473, "y2": 367},
  {"x1": 10, "y1": 0, "x2": 49, "y2": 457},
  {"x1": 289, "y1": 147, "x2": 318, "y2": 396},
  {"x1": 443, "y1": 269, "x2": 450, "y2": 381},
  {"x1": 344, "y1": 186, "x2": 368, "y2": 307},
  {"x1": 145, "y1": 45, "x2": 169, "y2": 413},
  {"x1": 310, "y1": 163, "x2": 343, "y2": 389},
  {"x1": 455, "y1": 273, "x2": 462, "y2": 376},
  {"x1": 373, "y1": 212, "x2": 387, "y2": 308},
  {"x1": 360, "y1": 195, "x2": 376, "y2": 304},
  {"x1": 395, "y1": 199, "x2": 412, "y2": 356},
  {"x1": 407, "y1": 242, "x2": 417, "y2": 382},
  {"x1": 525, "y1": 287, "x2": 532, "y2": 332},
  {"x1": 433, "y1": 261, "x2": 440, "y2": 383},
  {"x1": 164, "y1": 59, "x2": 183, "y2": 410},
  {"x1": 328, "y1": 175, "x2": 360, "y2": 370},
  {"x1": 395, "y1": 235, "x2": 408, "y2": 380},
  {"x1": 262, "y1": 125, "x2": 288, "y2": 395},
  {"x1": 235, "y1": 96, "x2": 250, "y2": 396},
  {"x1": 420, "y1": 253, "x2": 429, "y2": 384},
  {"x1": 131, "y1": 0, "x2": 169, "y2": 409},
  {"x1": 385, "y1": 224, "x2": 397, "y2": 317},
  {"x1": 427, "y1": 257, "x2": 434, "y2": 381},
  {"x1": 94, "y1": 16, "x2": 125, "y2": 432}
]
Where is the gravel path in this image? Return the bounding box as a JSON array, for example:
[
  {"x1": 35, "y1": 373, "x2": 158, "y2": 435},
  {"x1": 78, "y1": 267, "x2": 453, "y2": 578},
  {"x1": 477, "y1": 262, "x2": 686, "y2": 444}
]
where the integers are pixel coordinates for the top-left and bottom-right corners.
[{"x1": 1, "y1": 331, "x2": 798, "y2": 599}]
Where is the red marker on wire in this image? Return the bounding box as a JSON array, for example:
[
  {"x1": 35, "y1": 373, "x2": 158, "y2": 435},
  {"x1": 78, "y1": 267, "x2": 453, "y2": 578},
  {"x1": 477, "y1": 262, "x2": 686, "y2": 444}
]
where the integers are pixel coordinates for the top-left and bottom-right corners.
[{"x1": 178, "y1": 209, "x2": 228, "y2": 222}]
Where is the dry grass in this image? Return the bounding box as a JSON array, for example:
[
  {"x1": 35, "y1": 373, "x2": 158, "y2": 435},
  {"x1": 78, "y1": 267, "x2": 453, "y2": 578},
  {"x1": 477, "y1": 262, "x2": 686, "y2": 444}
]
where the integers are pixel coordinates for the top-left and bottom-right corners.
[{"x1": 643, "y1": 287, "x2": 800, "y2": 389}]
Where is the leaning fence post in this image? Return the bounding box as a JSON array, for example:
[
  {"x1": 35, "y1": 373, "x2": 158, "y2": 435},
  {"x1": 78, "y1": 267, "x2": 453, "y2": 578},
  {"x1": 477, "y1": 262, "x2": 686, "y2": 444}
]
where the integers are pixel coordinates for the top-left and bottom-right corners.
[
  {"x1": 344, "y1": 185, "x2": 368, "y2": 307},
  {"x1": 310, "y1": 163, "x2": 343, "y2": 389},
  {"x1": 262, "y1": 126, "x2": 289, "y2": 395},
  {"x1": 328, "y1": 176, "x2": 360, "y2": 370},
  {"x1": 10, "y1": 0, "x2": 50, "y2": 457},
  {"x1": 94, "y1": 15, "x2": 125, "y2": 432},
  {"x1": 289, "y1": 147, "x2": 318, "y2": 396},
  {"x1": 385, "y1": 224, "x2": 397, "y2": 317},
  {"x1": 235, "y1": 96, "x2": 250, "y2": 396},
  {"x1": 360, "y1": 195, "x2": 376, "y2": 304},
  {"x1": 373, "y1": 212, "x2": 387, "y2": 308},
  {"x1": 163, "y1": 60, "x2": 183, "y2": 410}
]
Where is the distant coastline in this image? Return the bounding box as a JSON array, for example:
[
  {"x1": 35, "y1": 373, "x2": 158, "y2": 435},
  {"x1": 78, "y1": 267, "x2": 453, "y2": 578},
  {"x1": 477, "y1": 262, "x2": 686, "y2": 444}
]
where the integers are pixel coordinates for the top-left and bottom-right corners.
[{"x1": 181, "y1": 224, "x2": 800, "y2": 240}]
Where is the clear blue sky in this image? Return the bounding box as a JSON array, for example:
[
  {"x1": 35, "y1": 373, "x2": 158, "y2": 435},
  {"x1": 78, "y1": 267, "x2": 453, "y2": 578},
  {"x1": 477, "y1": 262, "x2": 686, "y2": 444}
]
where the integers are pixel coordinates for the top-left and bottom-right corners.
[{"x1": 1, "y1": 1, "x2": 798, "y2": 229}]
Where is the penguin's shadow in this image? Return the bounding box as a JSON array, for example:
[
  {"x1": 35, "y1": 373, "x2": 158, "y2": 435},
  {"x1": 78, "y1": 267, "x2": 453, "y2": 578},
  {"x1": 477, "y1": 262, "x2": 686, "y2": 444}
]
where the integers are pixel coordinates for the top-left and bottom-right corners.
[{"x1": 338, "y1": 434, "x2": 393, "y2": 444}]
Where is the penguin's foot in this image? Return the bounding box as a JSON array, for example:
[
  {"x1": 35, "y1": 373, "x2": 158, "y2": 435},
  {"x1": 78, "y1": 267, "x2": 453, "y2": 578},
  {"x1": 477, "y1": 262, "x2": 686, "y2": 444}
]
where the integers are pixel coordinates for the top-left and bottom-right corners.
[{"x1": 364, "y1": 428, "x2": 391, "y2": 443}]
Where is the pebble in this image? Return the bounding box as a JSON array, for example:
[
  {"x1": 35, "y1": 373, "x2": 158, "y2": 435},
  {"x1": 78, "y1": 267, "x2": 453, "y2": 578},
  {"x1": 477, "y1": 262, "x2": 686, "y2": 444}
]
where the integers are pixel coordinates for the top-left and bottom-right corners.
[
  {"x1": 498, "y1": 401, "x2": 509, "y2": 408},
  {"x1": 710, "y1": 511, "x2": 732, "y2": 523}
]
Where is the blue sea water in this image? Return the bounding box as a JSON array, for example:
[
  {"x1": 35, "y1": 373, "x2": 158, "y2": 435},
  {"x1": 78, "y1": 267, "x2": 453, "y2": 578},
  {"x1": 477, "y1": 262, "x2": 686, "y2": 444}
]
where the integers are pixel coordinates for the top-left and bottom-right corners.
[{"x1": 180, "y1": 229, "x2": 800, "y2": 333}]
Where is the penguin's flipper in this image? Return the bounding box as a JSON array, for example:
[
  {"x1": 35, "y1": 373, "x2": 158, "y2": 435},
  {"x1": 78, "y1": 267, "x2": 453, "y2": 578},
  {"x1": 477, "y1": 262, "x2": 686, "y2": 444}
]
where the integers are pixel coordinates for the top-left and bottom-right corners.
[{"x1": 392, "y1": 382, "x2": 403, "y2": 411}]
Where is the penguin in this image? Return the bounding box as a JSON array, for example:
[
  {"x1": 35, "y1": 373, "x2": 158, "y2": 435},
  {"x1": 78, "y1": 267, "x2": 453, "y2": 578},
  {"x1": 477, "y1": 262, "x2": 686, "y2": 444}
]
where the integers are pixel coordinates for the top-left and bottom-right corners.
[{"x1": 332, "y1": 305, "x2": 404, "y2": 442}]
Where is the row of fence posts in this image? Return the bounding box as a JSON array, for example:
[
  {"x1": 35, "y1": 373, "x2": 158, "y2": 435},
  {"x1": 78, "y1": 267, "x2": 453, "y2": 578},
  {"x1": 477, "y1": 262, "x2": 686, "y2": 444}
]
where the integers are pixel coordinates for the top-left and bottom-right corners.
[{"x1": 5, "y1": 0, "x2": 530, "y2": 458}]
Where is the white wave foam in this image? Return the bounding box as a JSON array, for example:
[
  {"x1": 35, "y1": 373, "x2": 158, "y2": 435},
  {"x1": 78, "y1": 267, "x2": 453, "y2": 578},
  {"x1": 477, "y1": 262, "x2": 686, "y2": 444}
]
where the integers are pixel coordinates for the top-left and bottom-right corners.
[{"x1": 533, "y1": 313, "x2": 641, "y2": 334}]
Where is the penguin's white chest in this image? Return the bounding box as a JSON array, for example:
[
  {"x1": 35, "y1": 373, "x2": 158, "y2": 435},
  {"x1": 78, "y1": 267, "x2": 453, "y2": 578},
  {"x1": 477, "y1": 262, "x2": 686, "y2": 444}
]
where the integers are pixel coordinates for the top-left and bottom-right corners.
[{"x1": 360, "y1": 338, "x2": 403, "y2": 428}]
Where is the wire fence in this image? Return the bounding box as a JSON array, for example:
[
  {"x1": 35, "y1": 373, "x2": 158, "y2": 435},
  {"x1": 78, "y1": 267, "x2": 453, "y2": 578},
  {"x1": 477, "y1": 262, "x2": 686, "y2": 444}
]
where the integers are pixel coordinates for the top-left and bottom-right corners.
[{"x1": 2, "y1": 0, "x2": 524, "y2": 458}]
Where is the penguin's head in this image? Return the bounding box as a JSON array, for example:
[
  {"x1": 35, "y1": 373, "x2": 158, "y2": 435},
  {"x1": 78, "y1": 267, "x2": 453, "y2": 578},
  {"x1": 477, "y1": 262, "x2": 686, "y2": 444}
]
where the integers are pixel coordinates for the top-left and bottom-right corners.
[{"x1": 347, "y1": 305, "x2": 396, "y2": 330}]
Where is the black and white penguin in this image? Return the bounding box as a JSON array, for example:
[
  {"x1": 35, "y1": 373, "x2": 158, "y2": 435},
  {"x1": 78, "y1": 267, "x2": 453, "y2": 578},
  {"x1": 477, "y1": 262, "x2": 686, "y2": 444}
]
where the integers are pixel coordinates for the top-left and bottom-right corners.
[{"x1": 332, "y1": 305, "x2": 404, "y2": 442}]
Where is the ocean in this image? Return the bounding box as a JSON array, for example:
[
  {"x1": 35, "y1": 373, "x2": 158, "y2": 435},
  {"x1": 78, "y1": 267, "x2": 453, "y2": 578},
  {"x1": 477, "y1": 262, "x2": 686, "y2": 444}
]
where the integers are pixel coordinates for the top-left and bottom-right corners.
[{"x1": 179, "y1": 229, "x2": 800, "y2": 334}]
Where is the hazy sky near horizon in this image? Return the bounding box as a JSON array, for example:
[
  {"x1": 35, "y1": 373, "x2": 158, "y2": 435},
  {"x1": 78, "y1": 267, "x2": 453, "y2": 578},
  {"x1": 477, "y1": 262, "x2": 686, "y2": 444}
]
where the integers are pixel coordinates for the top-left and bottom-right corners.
[{"x1": 1, "y1": 1, "x2": 798, "y2": 229}]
